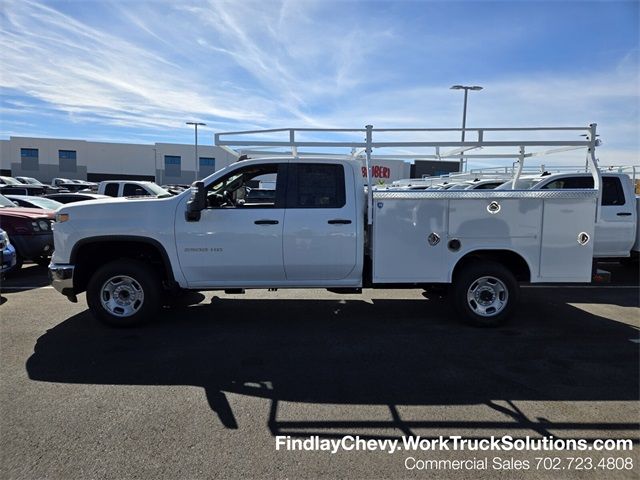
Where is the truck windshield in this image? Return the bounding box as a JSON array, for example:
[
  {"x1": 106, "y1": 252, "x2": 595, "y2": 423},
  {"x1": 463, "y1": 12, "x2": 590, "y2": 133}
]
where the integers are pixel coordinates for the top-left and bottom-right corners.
[
  {"x1": 144, "y1": 183, "x2": 172, "y2": 198},
  {"x1": 495, "y1": 178, "x2": 541, "y2": 190}
]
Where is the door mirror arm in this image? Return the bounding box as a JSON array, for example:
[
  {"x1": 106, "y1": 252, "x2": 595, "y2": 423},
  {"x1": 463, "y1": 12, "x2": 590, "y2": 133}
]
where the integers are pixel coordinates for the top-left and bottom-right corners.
[{"x1": 186, "y1": 181, "x2": 206, "y2": 222}]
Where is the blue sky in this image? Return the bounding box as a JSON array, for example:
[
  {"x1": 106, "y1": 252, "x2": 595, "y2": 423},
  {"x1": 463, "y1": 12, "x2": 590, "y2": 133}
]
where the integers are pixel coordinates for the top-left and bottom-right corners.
[{"x1": 1, "y1": 0, "x2": 638, "y2": 166}]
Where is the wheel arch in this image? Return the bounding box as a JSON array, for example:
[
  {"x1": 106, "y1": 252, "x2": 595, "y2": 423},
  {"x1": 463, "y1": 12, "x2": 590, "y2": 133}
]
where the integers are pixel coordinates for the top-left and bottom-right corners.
[
  {"x1": 70, "y1": 235, "x2": 177, "y2": 294},
  {"x1": 451, "y1": 249, "x2": 532, "y2": 283}
]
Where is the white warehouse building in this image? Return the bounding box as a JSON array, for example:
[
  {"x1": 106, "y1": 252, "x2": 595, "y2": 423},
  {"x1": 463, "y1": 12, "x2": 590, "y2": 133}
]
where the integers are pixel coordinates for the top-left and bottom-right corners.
[
  {"x1": 0, "y1": 136, "x2": 240, "y2": 185},
  {"x1": 0, "y1": 136, "x2": 462, "y2": 185}
]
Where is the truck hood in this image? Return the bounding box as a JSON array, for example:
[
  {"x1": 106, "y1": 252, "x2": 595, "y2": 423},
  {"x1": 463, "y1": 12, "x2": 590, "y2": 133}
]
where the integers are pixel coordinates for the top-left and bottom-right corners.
[
  {"x1": 0, "y1": 207, "x2": 55, "y2": 219},
  {"x1": 58, "y1": 194, "x2": 175, "y2": 212}
]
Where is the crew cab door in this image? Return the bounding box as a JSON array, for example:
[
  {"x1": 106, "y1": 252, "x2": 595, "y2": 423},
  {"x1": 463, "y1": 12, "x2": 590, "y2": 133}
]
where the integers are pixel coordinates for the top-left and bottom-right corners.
[
  {"x1": 282, "y1": 162, "x2": 358, "y2": 280},
  {"x1": 540, "y1": 175, "x2": 636, "y2": 257},
  {"x1": 175, "y1": 162, "x2": 287, "y2": 287}
]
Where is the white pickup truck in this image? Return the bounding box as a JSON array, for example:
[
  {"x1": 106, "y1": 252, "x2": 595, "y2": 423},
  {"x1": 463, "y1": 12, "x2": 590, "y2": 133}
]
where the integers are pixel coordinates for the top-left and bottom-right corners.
[
  {"x1": 49, "y1": 125, "x2": 604, "y2": 328},
  {"x1": 97, "y1": 180, "x2": 171, "y2": 198}
]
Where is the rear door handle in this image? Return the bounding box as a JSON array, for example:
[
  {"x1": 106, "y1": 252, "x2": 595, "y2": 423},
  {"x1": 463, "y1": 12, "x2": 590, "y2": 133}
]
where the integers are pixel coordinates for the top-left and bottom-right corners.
[
  {"x1": 617, "y1": 212, "x2": 632, "y2": 216},
  {"x1": 254, "y1": 219, "x2": 279, "y2": 225},
  {"x1": 328, "y1": 219, "x2": 352, "y2": 225}
]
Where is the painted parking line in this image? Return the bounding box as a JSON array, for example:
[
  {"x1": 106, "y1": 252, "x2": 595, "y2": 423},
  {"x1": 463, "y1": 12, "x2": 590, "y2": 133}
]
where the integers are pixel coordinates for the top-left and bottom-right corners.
[
  {"x1": 522, "y1": 285, "x2": 638, "y2": 289},
  {"x1": 1, "y1": 286, "x2": 53, "y2": 291}
]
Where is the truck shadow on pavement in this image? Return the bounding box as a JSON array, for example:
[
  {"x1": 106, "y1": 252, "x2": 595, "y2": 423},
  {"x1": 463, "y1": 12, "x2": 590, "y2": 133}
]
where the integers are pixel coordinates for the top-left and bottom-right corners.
[{"x1": 26, "y1": 290, "x2": 639, "y2": 440}]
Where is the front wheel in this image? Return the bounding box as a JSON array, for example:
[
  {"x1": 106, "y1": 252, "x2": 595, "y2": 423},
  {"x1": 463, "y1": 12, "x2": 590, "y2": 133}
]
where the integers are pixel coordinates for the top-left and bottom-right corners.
[
  {"x1": 453, "y1": 261, "x2": 518, "y2": 327},
  {"x1": 87, "y1": 260, "x2": 161, "y2": 327}
]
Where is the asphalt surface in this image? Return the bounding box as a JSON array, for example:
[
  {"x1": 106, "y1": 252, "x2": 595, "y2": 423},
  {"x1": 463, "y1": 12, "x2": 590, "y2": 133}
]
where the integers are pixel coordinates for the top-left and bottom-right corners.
[{"x1": 1, "y1": 262, "x2": 639, "y2": 479}]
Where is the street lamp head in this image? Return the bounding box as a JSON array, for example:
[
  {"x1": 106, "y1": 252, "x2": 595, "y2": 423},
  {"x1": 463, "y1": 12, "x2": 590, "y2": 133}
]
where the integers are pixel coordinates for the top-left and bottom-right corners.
[
  {"x1": 450, "y1": 85, "x2": 483, "y2": 91},
  {"x1": 186, "y1": 121, "x2": 207, "y2": 126}
]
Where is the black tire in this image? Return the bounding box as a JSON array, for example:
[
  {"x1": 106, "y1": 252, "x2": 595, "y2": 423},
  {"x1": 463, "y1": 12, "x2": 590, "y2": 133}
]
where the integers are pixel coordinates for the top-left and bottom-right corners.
[
  {"x1": 33, "y1": 256, "x2": 50, "y2": 267},
  {"x1": 87, "y1": 259, "x2": 161, "y2": 327},
  {"x1": 452, "y1": 260, "x2": 518, "y2": 327},
  {"x1": 12, "y1": 253, "x2": 23, "y2": 272},
  {"x1": 620, "y1": 256, "x2": 639, "y2": 268}
]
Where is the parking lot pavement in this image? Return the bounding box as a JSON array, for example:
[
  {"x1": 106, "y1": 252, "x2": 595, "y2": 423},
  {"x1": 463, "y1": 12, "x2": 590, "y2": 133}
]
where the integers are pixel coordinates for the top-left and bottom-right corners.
[{"x1": 1, "y1": 264, "x2": 639, "y2": 479}]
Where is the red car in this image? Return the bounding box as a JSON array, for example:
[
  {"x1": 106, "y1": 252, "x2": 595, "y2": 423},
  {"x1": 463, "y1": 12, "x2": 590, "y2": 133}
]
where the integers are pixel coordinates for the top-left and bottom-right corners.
[{"x1": 0, "y1": 195, "x2": 55, "y2": 269}]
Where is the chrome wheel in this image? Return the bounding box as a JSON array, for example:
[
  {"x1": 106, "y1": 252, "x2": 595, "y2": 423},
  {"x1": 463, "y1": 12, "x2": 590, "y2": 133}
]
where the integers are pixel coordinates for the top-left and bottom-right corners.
[
  {"x1": 100, "y1": 275, "x2": 145, "y2": 318},
  {"x1": 466, "y1": 276, "x2": 508, "y2": 317}
]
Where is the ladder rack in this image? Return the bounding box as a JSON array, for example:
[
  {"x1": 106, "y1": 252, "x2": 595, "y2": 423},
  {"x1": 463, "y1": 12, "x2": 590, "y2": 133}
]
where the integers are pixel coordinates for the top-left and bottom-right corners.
[{"x1": 215, "y1": 124, "x2": 602, "y2": 224}]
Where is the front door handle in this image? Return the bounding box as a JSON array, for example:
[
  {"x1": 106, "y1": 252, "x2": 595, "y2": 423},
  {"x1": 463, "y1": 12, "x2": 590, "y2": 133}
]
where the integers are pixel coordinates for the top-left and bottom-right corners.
[
  {"x1": 328, "y1": 219, "x2": 352, "y2": 225},
  {"x1": 254, "y1": 219, "x2": 279, "y2": 225},
  {"x1": 617, "y1": 212, "x2": 632, "y2": 216}
]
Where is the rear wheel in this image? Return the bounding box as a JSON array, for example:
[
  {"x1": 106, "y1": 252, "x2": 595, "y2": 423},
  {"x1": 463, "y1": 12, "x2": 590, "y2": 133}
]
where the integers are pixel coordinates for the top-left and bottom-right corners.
[
  {"x1": 87, "y1": 260, "x2": 161, "y2": 327},
  {"x1": 453, "y1": 261, "x2": 518, "y2": 327}
]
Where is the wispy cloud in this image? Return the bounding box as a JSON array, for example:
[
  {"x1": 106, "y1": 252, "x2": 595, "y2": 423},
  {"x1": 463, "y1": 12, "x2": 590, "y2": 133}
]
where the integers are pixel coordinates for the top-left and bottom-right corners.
[{"x1": 0, "y1": 0, "x2": 638, "y2": 167}]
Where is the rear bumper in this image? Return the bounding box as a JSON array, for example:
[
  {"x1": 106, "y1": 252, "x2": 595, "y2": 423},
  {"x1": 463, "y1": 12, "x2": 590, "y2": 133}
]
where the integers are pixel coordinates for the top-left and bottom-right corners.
[{"x1": 49, "y1": 263, "x2": 76, "y2": 299}]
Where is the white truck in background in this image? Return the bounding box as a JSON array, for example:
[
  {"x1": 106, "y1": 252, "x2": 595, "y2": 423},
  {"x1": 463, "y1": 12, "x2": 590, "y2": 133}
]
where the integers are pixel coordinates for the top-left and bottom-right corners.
[
  {"x1": 49, "y1": 125, "x2": 605, "y2": 328},
  {"x1": 97, "y1": 180, "x2": 171, "y2": 198}
]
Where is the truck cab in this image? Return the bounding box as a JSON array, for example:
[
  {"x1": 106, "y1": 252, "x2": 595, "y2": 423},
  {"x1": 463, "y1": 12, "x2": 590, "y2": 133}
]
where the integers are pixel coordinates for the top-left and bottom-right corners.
[
  {"x1": 98, "y1": 181, "x2": 171, "y2": 198},
  {"x1": 176, "y1": 158, "x2": 364, "y2": 288}
]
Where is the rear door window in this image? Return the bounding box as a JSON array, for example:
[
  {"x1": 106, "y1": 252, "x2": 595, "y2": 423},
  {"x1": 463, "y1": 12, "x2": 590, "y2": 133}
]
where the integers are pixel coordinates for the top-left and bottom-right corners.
[
  {"x1": 601, "y1": 177, "x2": 626, "y2": 206},
  {"x1": 103, "y1": 183, "x2": 119, "y2": 197},
  {"x1": 287, "y1": 163, "x2": 345, "y2": 208}
]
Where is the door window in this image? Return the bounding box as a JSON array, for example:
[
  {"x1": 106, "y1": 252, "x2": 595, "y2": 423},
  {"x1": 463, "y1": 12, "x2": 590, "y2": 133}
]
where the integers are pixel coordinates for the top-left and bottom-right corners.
[
  {"x1": 123, "y1": 184, "x2": 148, "y2": 196},
  {"x1": 541, "y1": 176, "x2": 626, "y2": 206},
  {"x1": 205, "y1": 163, "x2": 283, "y2": 208},
  {"x1": 287, "y1": 163, "x2": 345, "y2": 208}
]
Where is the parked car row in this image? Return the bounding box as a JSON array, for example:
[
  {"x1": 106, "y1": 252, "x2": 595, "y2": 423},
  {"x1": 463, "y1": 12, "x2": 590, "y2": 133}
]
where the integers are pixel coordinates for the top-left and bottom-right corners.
[
  {"x1": 0, "y1": 179, "x2": 173, "y2": 275},
  {"x1": 0, "y1": 194, "x2": 55, "y2": 273},
  {"x1": 0, "y1": 174, "x2": 178, "y2": 200}
]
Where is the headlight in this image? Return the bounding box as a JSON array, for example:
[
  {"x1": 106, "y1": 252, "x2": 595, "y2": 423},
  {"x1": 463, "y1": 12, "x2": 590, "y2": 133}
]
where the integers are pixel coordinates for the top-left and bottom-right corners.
[
  {"x1": 38, "y1": 220, "x2": 50, "y2": 231},
  {"x1": 31, "y1": 221, "x2": 41, "y2": 231}
]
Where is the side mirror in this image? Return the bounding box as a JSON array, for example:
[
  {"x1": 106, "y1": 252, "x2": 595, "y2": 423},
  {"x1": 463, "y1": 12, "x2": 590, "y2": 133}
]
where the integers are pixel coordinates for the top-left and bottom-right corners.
[{"x1": 185, "y1": 181, "x2": 206, "y2": 222}]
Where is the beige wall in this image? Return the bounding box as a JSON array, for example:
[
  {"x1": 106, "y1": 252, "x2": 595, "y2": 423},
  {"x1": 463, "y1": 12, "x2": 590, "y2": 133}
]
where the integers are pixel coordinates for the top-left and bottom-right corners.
[{"x1": 0, "y1": 136, "x2": 238, "y2": 183}]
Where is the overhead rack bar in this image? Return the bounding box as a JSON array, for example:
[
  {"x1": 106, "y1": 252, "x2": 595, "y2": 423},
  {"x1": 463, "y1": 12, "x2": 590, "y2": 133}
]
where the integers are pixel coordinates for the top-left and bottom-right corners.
[{"x1": 215, "y1": 124, "x2": 601, "y2": 224}]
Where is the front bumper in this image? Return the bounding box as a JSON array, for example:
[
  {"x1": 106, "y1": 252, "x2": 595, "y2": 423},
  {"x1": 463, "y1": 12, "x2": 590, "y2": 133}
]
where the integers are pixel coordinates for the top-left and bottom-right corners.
[
  {"x1": 1, "y1": 244, "x2": 17, "y2": 273},
  {"x1": 49, "y1": 263, "x2": 76, "y2": 301},
  {"x1": 11, "y1": 233, "x2": 54, "y2": 260}
]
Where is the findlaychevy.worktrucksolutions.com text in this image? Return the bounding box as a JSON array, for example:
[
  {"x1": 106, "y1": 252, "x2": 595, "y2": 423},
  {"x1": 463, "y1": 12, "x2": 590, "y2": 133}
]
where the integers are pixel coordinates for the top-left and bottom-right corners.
[{"x1": 275, "y1": 435, "x2": 633, "y2": 455}]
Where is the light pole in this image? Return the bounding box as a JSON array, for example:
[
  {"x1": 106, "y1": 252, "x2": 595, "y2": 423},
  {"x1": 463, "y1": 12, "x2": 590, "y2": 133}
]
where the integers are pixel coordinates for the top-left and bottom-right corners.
[
  {"x1": 450, "y1": 85, "x2": 483, "y2": 171},
  {"x1": 152, "y1": 147, "x2": 158, "y2": 184},
  {"x1": 186, "y1": 121, "x2": 206, "y2": 181}
]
